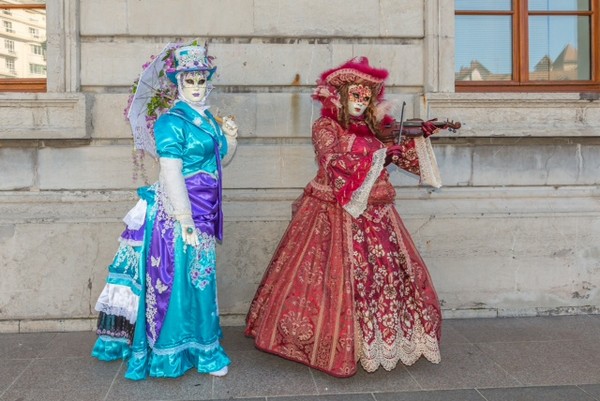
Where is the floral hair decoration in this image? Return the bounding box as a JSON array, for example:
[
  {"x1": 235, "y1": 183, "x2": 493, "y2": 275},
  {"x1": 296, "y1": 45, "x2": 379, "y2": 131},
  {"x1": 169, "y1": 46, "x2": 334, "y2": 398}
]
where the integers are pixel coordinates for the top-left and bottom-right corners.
[{"x1": 166, "y1": 45, "x2": 217, "y2": 83}]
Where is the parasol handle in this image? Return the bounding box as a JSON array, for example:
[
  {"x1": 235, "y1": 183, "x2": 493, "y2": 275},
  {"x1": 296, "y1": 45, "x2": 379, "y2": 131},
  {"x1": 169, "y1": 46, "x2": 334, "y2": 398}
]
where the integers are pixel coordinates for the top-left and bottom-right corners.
[{"x1": 214, "y1": 115, "x2": 236, "y2": 125}]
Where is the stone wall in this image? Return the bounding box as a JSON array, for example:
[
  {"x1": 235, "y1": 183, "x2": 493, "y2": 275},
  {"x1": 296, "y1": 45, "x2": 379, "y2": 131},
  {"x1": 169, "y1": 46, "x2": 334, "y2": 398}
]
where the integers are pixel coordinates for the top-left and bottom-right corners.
[{"x1": 0, "y1": 0, "x2": 599, "y2": 332}]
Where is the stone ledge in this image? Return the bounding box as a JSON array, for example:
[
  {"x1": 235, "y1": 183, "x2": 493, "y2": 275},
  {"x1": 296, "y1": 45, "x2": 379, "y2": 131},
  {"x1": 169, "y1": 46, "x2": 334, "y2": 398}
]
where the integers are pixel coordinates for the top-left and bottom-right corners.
[
  {"x1": 90, "y1": 92, "x2": 417, "y2": 140},
  {"x1": 0, "y1": 93, "x2": 88, "y2": 139},
  {"x1": 0, "y1": 186, "x2": 598, "y2": 223},
  {"x1": 442, "y1": 305, "x2": 600, "y2": 319},
  {"x1": 0, "y1": 319, "x2": 95, "y2": 334},
  {"x1": 2, "y1": 305, "x2": 598, "y2": 333},
  {"x1": 421, "y1": 93, "x2": 600, "y2": 137}
]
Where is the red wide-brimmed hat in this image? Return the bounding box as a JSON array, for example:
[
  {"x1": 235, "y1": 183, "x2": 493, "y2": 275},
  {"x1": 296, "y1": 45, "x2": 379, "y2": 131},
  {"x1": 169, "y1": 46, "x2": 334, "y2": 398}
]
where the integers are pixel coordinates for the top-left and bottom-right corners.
[{"x1": 320, "y1": 57, "x2": 388, "y2": 96}]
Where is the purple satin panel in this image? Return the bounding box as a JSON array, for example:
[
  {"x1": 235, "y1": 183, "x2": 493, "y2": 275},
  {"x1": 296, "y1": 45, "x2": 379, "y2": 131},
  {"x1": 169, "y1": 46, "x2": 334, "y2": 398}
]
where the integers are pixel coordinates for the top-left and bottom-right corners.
[
  {"x1": 145, "y1": 171, "x2": 222, "y2": 346},
  {"x1": 119, "y1": 221, "x2": 146, "y2": 243},
  {"x1": 186, "y1": 172, "x2": 221, "y2": 240}
]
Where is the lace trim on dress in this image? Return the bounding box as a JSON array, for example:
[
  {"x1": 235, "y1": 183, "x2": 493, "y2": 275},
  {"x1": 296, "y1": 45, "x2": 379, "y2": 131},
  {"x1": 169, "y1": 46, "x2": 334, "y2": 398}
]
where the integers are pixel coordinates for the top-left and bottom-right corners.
[
  {"x1": 95, "y1": 283, "x2": 140, "y2": 323},
  {"x1": 343, "y1": 147, "x2": 386, "y2": 218},
  {"x1": 95, "y1": 305, "x2": 138, "y2": 325},
  {"x1": 358, "y1": 318, "x2": 441, "y2": 372},
  {"x1": 145, "y1": 272, "x2": 159, "y2": 347},
  {"x1": 96, "y1": 313, "x2": 135, "y2": 343},
  {"x1": 155, "y1": 182, "x2": 177, "y2": 239},
  {"x1": 99, "y1": 335, "x2": 130, "y2": 344},
  {"x1": 189, "y1": 230, "x2": 217, "y2": 290},
  {"x1": 414, "y1": 136, "x2": 442, "y2": 189},
  {"x1": 111, "y1": 243, "x2": 141, "y2": 283},
  {"x1": 118, "y1": 237, "x2": 144, "y2": 247}
]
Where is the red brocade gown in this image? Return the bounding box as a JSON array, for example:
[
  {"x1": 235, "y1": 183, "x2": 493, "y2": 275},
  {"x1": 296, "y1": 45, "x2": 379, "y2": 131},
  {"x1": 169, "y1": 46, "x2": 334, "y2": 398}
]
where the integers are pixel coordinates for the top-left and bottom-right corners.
[{"x1": 245, "y1": 114, "x2": 442, "y2": 378}]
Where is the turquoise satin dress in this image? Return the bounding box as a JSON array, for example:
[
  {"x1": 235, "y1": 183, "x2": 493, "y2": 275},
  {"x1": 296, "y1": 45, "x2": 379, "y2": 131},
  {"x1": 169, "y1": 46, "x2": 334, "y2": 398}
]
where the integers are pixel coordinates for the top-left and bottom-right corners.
[{"x1": 91, "y1": 101, "x2": 231, "y2": 380}]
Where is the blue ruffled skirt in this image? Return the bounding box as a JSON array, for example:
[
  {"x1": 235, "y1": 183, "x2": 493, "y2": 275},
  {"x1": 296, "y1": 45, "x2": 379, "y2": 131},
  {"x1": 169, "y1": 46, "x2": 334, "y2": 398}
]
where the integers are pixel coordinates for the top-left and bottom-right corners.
[{"x1": 91, "y1": 180, "x2": 230, "y2": 380}]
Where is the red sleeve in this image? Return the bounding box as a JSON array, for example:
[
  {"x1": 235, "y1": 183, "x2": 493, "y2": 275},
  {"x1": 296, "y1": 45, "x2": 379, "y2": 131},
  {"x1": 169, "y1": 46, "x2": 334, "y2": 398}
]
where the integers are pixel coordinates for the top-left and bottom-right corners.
[
  {"x1": 312, "y1": 117, "x2": 376, "y2": 207},
  {"x1": 393, "y1": 136, "x2": 421, "y2": 176}
]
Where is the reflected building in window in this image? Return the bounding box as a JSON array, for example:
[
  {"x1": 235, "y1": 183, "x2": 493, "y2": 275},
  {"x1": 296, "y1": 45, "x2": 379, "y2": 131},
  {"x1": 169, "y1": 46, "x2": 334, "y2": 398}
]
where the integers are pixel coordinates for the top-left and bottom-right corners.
[
  {"x1": 456, "y1": 60, "x2": 510, "y2": 81},
  {"x1": 0, "y1": 4, "x2": 46, "y2": 79},
  {"x1": 531, "y1": 44, "x2": 581, "y2": 81},
  {"x1": 457, "y1": 44, "x2": 582, "y2": 82}
]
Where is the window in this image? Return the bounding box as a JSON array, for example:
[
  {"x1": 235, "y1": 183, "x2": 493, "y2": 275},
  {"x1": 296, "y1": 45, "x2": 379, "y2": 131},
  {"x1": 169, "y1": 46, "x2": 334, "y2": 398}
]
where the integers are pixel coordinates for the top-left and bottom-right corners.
[
  {"x1": 455, "y1": 0, "x2": 600, "y2": 91},
  {"x1": 6, "y1": 58, "x2": 15, "y2": 73},
  {"x1": 30, "y1": 44, "x2": 42, "y2": 55},
  {"x1": 5, "y1": 39, "x2": 14, "y2": 53},
  {"x1": 0, "y1": 2, "x2": 46, "y2": 92},
  {"x1": 29, "y1": 63, "x2": 44, "y2": 74},
  {"x1": 3, "y1": 20, "x2": 13, "y2": 33}
]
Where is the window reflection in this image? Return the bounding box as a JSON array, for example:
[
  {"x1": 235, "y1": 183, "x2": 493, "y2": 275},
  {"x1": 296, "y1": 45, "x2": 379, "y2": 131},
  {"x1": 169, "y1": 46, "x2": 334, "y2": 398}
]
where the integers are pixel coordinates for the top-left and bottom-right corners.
[
  {"x1": 529, "y1": 0, "x2": 590, "y2": 11},
  {"x1": 0, "y1": 2, "x2": 46, "y2": 79},
  {"x1": 456, "y1": 0, "x2": 511, "y2": 11},
  {"x1": 529, "y1": 16, "x2": 591, "y2": 80},
  {"x1": 455, "y1": 16, "x2": 513, "y2": 81}
]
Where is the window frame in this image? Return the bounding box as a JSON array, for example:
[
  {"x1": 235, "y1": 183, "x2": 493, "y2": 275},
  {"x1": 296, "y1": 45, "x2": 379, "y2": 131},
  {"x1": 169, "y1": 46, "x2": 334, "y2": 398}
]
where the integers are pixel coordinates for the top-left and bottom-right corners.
[
  {"x1": 455, "y1": 0, "x2": 600, "y2": 92},
  {"x1": 0, "y1": 3, "x2": 46, "y2": 92}
]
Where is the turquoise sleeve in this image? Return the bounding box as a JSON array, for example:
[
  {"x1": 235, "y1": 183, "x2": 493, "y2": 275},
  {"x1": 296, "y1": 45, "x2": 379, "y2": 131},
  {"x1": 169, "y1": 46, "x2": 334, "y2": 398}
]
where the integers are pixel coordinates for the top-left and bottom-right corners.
[{"x1": 154, "y1": 114, "x2": 186, "y2": 159}]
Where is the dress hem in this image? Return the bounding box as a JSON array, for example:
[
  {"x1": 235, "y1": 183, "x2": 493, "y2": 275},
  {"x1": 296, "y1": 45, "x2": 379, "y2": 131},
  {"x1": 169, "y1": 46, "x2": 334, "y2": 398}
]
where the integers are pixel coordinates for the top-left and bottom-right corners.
[{"x1": 245, "y1": 334, "x2": 358, "y2": 378}]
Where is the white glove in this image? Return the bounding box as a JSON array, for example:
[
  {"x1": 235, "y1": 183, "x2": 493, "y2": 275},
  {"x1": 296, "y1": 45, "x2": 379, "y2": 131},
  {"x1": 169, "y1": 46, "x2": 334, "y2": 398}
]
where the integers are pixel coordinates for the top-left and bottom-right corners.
[
  {"x1": 159, "y1": 157, "x2": 199, "y2": 247},
  {"x1": 221, "y1": 116, "x2": 238, "y2": 166},
  {"x1": 222, "y1": 116, "x2": 238, "y2": 137}
]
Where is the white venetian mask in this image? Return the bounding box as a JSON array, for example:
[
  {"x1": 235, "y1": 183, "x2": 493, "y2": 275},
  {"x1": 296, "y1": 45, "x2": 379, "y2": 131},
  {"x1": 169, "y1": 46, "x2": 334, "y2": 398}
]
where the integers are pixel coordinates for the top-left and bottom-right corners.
[
  {"x1": 347, "y1": 84, "x2": 372, "y2": 117},
  {"x1": 178, "y1": 71, "x2": 208, "y2": 104}
]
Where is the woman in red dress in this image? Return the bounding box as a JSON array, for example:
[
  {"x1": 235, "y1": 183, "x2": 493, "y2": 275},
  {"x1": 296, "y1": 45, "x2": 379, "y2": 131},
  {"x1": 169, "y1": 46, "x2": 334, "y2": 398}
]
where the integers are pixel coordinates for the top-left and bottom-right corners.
[{"x1": 245, "y1": 57, "x2": 442, "y2": 377}]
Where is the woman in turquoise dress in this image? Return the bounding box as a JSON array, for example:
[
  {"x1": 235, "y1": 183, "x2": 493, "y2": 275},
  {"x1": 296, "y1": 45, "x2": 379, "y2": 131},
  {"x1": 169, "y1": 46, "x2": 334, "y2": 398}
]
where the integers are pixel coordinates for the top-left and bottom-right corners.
[{"x1": 91, "y1": 44, "x2": 238, "y2": 380}]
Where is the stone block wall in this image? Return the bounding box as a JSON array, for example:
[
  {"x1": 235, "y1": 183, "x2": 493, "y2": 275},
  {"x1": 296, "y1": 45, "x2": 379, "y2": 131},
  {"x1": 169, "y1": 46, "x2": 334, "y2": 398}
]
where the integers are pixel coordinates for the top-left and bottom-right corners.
[{"x1": 0, "y1": 0, "x2": 599, "y2": 332}]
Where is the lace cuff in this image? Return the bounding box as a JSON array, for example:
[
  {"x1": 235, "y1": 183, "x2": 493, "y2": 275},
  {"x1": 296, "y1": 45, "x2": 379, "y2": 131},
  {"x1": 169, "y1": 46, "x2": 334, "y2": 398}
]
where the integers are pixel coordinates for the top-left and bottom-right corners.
[
  {"x1": 343, "y1": 147, "x2": 387, "y2": 218},
  {"x1": 414, "y1": 136, "x2": 442, "y2": 188}
]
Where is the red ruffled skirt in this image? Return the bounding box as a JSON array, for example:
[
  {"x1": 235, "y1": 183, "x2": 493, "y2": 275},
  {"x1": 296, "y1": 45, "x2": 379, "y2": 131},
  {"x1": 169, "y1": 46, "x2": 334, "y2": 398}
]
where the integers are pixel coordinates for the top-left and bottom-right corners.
[{"x1": 245, "y1": 179, "x2": 442, "y2": 377}]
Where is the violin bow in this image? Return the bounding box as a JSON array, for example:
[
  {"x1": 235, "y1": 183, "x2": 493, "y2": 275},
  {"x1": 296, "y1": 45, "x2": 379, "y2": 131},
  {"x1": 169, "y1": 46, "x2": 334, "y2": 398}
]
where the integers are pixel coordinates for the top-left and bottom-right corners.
[{"x1": 398, "y1": 101, "x2": 406, "y2": 143}]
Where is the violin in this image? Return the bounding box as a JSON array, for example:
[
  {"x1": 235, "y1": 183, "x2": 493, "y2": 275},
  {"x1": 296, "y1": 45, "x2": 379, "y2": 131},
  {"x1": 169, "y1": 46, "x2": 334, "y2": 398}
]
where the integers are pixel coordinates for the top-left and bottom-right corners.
[
  {"x1": 379, "y1": 118, "x2": 461, "y2": 146},
  {"x1": 378, "y1": 100, "x2": 461, "y2": 146}
]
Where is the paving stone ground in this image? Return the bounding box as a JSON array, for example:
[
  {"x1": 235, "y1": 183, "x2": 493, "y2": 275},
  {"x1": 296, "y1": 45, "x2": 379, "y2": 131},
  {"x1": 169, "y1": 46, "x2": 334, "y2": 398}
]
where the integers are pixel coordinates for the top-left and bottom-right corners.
[{"x1": 1, "y1": 316, "x2": 600, "y2": 401}]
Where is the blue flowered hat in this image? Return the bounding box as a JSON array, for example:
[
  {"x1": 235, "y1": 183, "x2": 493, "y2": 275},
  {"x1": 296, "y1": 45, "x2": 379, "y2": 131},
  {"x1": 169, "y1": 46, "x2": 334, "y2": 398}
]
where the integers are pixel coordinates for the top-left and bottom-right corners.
[{"x1": 166, "y1": 45, "x2": 216, "y2": 83}]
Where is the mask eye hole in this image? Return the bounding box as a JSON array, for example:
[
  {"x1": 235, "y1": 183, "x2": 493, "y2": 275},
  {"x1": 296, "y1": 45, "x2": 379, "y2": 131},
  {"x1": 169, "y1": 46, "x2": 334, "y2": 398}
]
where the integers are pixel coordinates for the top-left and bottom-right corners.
[
  {"x1": 185, "y1": 78, "x2": 195, "y2": 85},
  {"x1": 198, "y1": 79, "x2": 206, "y2": 85},
  {"x1": 363, "y1": 96, "x2": 370, "y2": 102}
]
